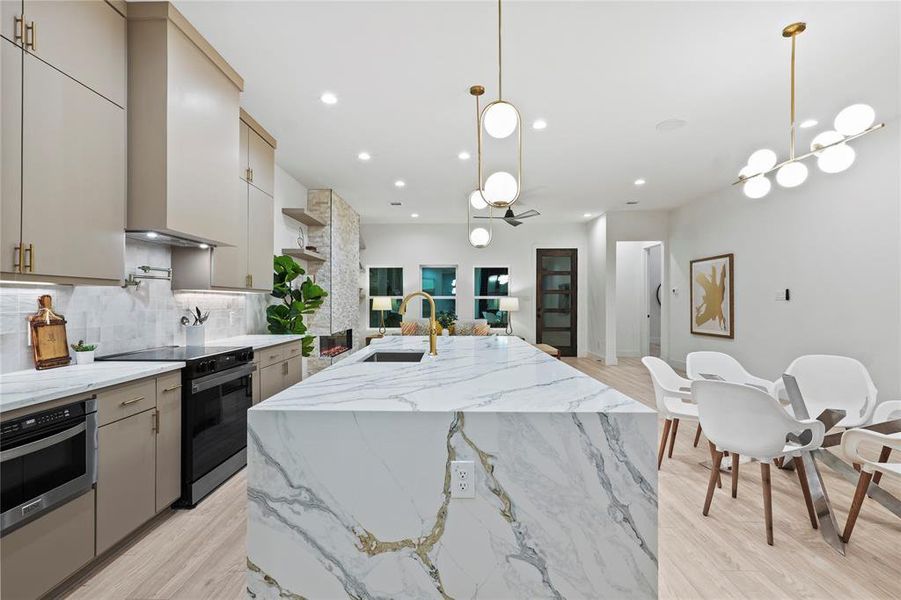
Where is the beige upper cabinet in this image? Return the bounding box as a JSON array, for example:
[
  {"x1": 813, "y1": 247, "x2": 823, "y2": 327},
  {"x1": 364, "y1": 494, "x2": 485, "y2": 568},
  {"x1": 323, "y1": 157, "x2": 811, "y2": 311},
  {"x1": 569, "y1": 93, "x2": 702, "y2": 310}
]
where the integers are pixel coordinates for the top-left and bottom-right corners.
[
  {"x1": 209, "y1": 180, "x2": 249, "y2": 289},
  {"x1": 1, "y1": 2, "x2": 125, "y2": 285},
  {"x1": 1, "y1": 39, "x2": 22, "y2": 274},
  {"x1": 1, "y1": 0, "x2": 23, "y2": 46},
  {"x1": 247, "y1": 185, "x2": 274, "y2": 291},
  {"x1": 20, "y1": 52, "x2": 125, "y2": 281},
  {"x1": 21, "y1": 0, "x2": 126, "y2": 107},
  {"x1": 240, "y1": 108, "x2": 276, "y2": 197},
  {"x1": 127, "y1": 2, "x2": 244, "y2": 246}
]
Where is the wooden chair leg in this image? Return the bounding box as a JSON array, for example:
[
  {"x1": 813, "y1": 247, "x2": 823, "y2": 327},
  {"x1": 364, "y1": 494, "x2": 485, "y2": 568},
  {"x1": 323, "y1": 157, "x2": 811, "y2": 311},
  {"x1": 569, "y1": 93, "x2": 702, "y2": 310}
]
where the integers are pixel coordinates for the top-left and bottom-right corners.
[
  {"x1": 657, "y1": 419, "x2": 672, "y2": 470},
  {"x1": 667, "y1": 418, "x2": 680, "y2": 458},
  {"x1": 793, "y1": 456, "x2": 818, "y2": 530},
  {"x1": 703, "y1": 450, "x2": 724, "y2": 516},
  {"x1": 873, "y1": 446, "x2": 891, "y2": 485},
  {"x1": 731, "y1": 453, "x2": 740, "y2": 498},
  {"x1": 708, "y1": 441, "x2": 722, "y2": 488},
  {"x1": 842, "y1": 470, "x2": 873, "y2": 543},
  {"x1": 693, "y1": 424, "x2": 702, "y2": 447},
  {"x1": 761, "y1": 462, "x2": 774, "y2": 545}
]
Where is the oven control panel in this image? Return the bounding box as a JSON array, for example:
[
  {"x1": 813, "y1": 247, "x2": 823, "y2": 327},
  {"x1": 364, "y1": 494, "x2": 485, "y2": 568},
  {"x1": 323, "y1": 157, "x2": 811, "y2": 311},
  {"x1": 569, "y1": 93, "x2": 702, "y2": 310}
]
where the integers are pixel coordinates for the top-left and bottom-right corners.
[{"x1": 1, "y1": 402, "x2": 86, "y2": 439}]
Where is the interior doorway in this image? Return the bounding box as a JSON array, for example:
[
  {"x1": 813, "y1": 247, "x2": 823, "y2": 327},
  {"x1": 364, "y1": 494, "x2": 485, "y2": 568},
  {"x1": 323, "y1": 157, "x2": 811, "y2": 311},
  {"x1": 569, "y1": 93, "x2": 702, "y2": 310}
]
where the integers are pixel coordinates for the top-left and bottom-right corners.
[
  {"x1": 642, "y1": 243, "x2": 663, "y2": 357},
  {"x1": 536, "y1": 248, "x2": 578, "y2": 357}
]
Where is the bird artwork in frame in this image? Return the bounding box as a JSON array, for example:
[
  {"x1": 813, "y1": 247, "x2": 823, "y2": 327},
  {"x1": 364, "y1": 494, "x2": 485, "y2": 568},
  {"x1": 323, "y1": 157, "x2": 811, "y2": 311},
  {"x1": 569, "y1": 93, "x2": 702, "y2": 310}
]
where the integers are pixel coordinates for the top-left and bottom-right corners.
[{"x1": 690, "y1": 253, "x2": 734, "y2": 338}]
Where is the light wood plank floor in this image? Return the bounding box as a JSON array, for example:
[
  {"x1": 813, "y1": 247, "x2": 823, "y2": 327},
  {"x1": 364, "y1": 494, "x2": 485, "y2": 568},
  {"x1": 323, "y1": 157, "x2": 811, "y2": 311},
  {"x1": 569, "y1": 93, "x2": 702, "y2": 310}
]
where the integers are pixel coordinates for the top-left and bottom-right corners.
[{"x1": 59, "y1": 357, "x2": 901, "y2": 600}]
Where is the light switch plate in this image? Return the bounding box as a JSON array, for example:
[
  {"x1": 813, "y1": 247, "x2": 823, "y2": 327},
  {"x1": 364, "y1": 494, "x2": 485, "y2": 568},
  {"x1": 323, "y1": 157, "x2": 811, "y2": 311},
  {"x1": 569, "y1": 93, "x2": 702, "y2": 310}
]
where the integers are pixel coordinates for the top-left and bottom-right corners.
[{"x1": 451, "y1": 460, "x2": 475, "y2": 499}]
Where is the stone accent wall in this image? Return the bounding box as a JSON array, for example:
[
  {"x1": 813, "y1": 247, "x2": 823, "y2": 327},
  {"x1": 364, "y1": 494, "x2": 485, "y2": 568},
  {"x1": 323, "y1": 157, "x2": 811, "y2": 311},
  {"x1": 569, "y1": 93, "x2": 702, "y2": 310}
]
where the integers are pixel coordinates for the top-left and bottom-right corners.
[{"x1": 303, "y1": 190, "x2": 361, "y2": 375}]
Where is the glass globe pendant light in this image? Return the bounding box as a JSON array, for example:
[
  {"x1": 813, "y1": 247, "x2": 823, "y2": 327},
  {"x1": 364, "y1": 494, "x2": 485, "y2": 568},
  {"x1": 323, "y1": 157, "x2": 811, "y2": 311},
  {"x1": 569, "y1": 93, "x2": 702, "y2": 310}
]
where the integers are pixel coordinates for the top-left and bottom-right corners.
[
  {"x1": 469, "y1": 0, "x2": 523, "y2": 211},
  {"x1": 467, "y1": 189, "x2": 493, "y2": 248},
  {"x1": 734, "y1": 22, "x2": 884, "y2": 195}
]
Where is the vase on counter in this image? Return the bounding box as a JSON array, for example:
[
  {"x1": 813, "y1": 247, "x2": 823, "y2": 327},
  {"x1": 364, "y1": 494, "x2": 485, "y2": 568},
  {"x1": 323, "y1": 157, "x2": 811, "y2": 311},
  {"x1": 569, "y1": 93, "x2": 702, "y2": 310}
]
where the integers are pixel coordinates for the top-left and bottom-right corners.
[
  {"x1": 74, "y1": 350, "x2": 95, "y2": 365},
  {"x1": 185, "y1": 324, "x2": 205, "y2": 347}
]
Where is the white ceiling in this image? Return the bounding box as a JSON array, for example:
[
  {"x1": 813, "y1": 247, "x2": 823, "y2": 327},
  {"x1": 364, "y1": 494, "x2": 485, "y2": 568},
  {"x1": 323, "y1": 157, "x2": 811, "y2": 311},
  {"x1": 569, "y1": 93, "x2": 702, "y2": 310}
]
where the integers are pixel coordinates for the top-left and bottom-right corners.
[{"x1": 174, "y1": 1, "x2": 900, "y2": 224}]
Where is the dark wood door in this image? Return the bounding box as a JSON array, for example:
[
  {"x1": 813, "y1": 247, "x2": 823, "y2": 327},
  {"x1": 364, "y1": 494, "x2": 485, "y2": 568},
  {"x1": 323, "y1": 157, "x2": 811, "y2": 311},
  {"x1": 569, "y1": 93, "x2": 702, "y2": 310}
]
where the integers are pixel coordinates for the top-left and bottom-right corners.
[{"x1": 536, "y1": 248, "x2": 577, "y2": 356}]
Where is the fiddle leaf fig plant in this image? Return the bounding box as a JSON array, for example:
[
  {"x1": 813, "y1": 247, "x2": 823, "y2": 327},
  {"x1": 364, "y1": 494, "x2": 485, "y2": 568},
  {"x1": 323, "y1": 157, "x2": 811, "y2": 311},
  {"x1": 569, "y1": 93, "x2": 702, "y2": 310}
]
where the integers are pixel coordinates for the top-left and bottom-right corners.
[{"x1": 266, "y1": 255, "x2": 327, "y2": 357}]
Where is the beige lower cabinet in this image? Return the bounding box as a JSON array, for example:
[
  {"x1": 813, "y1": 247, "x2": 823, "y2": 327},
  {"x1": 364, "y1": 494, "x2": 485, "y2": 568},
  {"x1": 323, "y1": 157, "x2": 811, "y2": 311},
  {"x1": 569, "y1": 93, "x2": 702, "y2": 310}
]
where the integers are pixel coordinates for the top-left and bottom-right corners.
[
  {"x1": 285, "y1": 355, "x2": 302, "y2": 387},
  {"x1": 96, "y1": 408, "x2": 157, "y2": 555},
  {"x1": 260, "y1": 361, "x2": 286, "y2": 401},
  {"x1": 155, "y1": 372, "x2": 183, "y2": 511},
  {"x1": 256, "y1": 342, "x2": 304, "y2": 403},
  {"x1": 0, "y1": 489, "x2": 95, "y2": 600},
  {"x1": 251, "y1": 364, "x2": 262, "y2": 405}
]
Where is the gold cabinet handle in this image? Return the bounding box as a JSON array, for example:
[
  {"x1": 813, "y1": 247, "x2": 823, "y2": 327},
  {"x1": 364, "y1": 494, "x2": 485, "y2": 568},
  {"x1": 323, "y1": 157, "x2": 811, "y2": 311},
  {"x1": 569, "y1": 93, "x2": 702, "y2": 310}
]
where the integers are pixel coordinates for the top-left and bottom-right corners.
[
  {"x1": 24, "y1": 20, "x2": 35, "y2": 51},
  {"x1": 120, "y1": 396, "x2": 144, "y2": 406},
  {"x1": 151, "y1": 409, "x2": 159, "y2": 433},
  {"x1": 23, "y1": 243, "x2": 33, "y2": 272},
  {"x1": 249, "y1": 168, "x2": 254, "y2": 182},
  {"x1": 13, "y1": 16, "x2": 23, "y2": 43},
  {"x1": 13, "y1": 244, "x2": 22, "y2": 273},
  {"x1": 162, "y1": 384, "x2": 181, "y2": 393}
]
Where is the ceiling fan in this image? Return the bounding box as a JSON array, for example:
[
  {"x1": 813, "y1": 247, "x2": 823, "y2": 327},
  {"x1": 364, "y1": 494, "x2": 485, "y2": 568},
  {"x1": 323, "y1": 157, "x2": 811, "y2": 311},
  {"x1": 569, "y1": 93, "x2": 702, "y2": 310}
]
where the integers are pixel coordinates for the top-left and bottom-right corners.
[{"x1": 474, "y1": 206, "x2": 540, "y2": 227}]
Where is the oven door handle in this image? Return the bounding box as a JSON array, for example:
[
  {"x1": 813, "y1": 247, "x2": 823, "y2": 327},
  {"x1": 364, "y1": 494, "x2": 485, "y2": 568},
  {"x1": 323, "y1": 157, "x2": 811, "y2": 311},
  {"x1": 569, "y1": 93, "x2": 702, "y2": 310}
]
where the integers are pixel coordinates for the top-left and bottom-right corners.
[
  {"x1": 191, "y1": 363, "x2": 255, "y2": 394},
  {"x1": 0, "y1": 421, "x2": 86, "y2": 463}
]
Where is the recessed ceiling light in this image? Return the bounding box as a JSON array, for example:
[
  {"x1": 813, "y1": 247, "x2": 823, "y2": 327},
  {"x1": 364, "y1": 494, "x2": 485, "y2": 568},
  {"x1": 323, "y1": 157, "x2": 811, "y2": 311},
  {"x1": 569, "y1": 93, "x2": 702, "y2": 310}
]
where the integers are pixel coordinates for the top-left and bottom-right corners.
[
  {"x1": 583, "y1": 213, "x2": 592, "y2": 218},
  {"x1": 458, "y1": 151, "x2": 471, "y2": 160},
  {"x1": 532, "y1": 119, "x2": 547, "y2": 130},
  {"x1": 800, "y1": 118, "x2": 818, "y2": 129},
  {"x1": 320, "y1": 92, "x2": 338, "y2": 105},
  {"x1": 358, "y1": 152, "x2": 371, "y2": 161},
  {"x1": 198, "y1": 243, "x2": 209, "y2": 249},
  {"x1": 146, "y1": 232, "x2": 158, "y2": 239},
  {"x1": 394, "y1": 180, "x2": 406, "y2": 188},
  {"x1": 410, "y1": 213, "x2": 419, "y2": 218},
  {"x1": 634, "y1": 178, "x2": 646, "y2": 186},
  {"x1": 656, "y1": 118, "x2": 687, "y2": 132},
  {"x1": 626, "y1": 200, "x2": 640, "y2": 205}
]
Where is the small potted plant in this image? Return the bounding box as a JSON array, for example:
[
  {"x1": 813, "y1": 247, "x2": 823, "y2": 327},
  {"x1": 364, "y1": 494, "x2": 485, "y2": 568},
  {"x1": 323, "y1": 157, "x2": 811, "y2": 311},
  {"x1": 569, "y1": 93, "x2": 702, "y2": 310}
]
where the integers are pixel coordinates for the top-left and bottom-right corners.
[
  {"x1": 70, "y1": 340, "x2": 97, "y2": 365},
  {"x1": 435, "y1": 311, "x2": 457, "y2": 336}
]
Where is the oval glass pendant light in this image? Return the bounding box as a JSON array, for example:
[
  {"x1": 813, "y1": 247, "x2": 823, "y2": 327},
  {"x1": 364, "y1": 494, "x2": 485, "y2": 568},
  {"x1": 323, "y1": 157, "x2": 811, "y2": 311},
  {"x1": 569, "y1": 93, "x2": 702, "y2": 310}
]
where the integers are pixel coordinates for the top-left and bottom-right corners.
[
  {"x1": 469, "y1": 0, "x2": 523, "y2": 211},
  {"x1": 467, "y1": 190, "x2": 493, "y2": 248}
]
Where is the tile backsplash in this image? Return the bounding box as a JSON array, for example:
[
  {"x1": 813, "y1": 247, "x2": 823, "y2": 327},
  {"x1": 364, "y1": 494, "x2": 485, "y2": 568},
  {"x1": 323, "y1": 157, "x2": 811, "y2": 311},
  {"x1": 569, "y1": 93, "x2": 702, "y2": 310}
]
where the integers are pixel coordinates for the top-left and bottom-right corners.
[{"x1": 0, "y1": 240, "x2": 270, "y2": 373}]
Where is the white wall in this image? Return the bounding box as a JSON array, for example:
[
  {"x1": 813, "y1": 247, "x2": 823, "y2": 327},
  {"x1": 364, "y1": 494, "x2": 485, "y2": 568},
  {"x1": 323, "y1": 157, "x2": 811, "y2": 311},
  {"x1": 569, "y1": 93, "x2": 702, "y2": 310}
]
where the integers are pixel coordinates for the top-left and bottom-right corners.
[
  {"x1": 586, "y1": 215, "x2": 607, "y2": 359},
  {"x1": 273, "y1": 165, "x2": 309, "y2": 255},
  {"x1": 647, "y1": 244, "x2": 662, "y2": 346},
  {"x1": 667, "y1": 125, "x2": 901, "y2": 399},
  {"x1": 360, "y1": 223, "x2": 590, "y2": 355}
]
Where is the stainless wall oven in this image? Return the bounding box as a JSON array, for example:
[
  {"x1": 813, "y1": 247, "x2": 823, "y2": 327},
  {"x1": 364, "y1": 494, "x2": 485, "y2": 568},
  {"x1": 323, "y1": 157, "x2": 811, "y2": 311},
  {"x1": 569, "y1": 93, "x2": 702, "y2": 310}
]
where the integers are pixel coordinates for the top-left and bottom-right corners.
[{"x1": 1, "y1": 397, "x2": 98, "y2": 535}]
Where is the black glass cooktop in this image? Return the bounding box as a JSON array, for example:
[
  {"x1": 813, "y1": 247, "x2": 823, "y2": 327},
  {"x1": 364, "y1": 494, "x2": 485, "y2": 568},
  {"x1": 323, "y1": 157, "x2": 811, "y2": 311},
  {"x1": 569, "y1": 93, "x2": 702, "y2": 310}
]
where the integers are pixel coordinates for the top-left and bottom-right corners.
[{"x1": 98, "y1": 346, "x2": 248, "y2": 363}]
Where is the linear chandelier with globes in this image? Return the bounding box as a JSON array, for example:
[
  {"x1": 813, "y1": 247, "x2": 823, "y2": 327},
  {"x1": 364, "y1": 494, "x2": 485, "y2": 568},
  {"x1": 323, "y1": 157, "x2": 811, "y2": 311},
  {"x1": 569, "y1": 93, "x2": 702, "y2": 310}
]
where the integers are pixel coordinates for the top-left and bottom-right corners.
[
  {"x1": 467, "y1": 0, "x2": 522, "y2": 248},
  {"x1": 735, "y1": 22, "x2": 885, "y2": 199}
]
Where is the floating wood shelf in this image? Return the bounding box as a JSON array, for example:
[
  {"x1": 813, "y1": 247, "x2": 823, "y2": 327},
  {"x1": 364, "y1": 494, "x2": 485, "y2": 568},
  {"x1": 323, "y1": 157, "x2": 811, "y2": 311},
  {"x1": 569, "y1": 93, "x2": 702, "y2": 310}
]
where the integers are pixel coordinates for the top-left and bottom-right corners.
[
  {"x1": 281, "y1": 248, "x2": 326, "y2": 262},
  {"x1": 281, "y1": 208, "x2": 326, "y2": 227}
]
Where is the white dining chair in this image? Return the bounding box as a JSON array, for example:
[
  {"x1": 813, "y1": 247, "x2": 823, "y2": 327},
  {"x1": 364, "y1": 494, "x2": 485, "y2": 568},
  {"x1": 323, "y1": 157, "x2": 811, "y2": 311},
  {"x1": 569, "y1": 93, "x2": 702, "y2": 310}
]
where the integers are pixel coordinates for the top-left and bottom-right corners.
[
  {"x1": 775, "y1": 355, "x2": 878, "y2": 427},
  {"x1": 693, "y1": 380, "x2": 825, "y2": 545},
  {"x1": 642, "y1": 356, "x2": 700, "y2": 470},
  {"x1": 840, "y1": 428, "x2": 901, "y2": 543},
  {"x1": 686, "y1": 351, "x2": 777, "y2": 447}
]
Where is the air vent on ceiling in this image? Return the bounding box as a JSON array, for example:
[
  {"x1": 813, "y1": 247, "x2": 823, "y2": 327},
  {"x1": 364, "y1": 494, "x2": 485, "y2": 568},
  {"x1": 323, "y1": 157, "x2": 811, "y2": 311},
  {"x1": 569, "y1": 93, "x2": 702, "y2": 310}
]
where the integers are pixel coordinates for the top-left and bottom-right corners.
[
  {"x1": 389, "y1": 201, "x2": 402, "y2": 206},
  {"x1": 626, "y1": 201, "x2": 640, "y2": 205}
]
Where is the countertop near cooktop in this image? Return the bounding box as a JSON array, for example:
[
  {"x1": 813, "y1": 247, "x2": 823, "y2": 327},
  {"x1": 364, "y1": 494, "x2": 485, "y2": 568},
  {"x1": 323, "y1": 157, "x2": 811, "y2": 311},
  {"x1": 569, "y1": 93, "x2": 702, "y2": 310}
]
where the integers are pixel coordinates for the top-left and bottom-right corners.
[
  {"x1": 206, "y1": 334, "x2": 305, "y2": 351},
  {"x1": 0, "y1": 361, "x2": 185, "y2": 415}
]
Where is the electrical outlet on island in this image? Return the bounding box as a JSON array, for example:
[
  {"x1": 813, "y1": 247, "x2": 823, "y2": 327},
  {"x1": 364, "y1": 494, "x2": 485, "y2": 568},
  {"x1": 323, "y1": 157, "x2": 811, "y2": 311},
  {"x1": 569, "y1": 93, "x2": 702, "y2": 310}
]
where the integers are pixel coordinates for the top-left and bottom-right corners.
[{"x1": 451, "y1": 460, "x2": 475, "y2": 499}]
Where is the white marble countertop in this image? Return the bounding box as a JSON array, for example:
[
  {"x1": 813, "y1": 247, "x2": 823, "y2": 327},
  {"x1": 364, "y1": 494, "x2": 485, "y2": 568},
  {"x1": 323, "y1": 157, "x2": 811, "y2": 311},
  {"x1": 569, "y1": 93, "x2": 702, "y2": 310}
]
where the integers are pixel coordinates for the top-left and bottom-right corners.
[
  {"x1": 207, "y1": 334, "x2": 305, "y2": 351},
  {"x1": 255, "y1": 335, "x2": 653, "y2": 413},
  {"x1": 0, "y1": 361, "x2": 185, "y2": 414}
]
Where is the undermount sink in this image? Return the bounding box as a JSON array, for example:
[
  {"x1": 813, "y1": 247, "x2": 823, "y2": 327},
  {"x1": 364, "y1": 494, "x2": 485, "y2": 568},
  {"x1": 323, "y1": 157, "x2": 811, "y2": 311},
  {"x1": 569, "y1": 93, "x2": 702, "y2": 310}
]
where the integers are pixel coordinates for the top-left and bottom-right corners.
[{"x1": 362, "y1": 351, "x2": 425, "y2": 363}]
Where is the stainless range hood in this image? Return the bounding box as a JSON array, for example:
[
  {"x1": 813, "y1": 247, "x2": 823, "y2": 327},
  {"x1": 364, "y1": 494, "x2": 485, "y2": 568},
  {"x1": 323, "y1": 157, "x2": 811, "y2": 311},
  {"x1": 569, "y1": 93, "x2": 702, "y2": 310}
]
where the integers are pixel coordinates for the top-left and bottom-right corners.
[{"x1": 125, "y1": 230, "x2": 219, "y2": 249}]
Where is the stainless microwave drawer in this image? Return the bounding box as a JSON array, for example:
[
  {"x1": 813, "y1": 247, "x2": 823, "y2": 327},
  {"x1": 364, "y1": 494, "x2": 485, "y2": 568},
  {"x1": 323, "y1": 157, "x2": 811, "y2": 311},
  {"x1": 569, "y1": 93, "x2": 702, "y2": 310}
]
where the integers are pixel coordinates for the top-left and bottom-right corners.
[{"x1": 0, "y1": 489, "x2": 95, "y2": 600}]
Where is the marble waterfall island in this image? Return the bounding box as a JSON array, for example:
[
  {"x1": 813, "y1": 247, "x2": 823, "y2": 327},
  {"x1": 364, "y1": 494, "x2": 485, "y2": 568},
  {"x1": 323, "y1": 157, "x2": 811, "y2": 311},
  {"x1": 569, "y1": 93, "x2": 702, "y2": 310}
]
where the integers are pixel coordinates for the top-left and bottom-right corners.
[{"x1": 247, "y1": 336, "x2": 658, "y2": 599}]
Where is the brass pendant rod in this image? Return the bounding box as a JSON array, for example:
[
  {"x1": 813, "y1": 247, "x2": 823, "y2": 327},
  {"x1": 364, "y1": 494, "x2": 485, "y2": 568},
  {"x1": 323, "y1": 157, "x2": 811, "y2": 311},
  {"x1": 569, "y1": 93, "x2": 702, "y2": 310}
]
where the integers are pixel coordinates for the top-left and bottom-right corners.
[
  {"x1": 731, "y1": 122, "x2": 885, "y2": 185},
  {"x1": 790, "y1": 32, "x2": 797, "y2": 159},
  {"x1": 497, "y1": 0, "x2": 503, "y2": 100}
]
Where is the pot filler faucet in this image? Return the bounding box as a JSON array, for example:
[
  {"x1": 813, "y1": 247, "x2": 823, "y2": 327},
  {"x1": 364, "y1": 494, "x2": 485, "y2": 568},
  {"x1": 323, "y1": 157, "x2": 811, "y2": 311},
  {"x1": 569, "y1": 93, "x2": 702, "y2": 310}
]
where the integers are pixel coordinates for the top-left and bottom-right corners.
[{"x1": 398, "y1": 291, "x2": 438, "y2": 356}]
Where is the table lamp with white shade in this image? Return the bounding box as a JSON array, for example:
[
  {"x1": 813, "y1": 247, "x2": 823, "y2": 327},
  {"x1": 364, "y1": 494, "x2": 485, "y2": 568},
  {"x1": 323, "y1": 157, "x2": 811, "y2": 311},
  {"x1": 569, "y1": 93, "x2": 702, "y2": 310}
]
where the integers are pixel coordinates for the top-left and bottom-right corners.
[
  {"x1": 372, "y1": 296, "x2": 392, "y2": 334},
  {"x1": 499, "y1": 297, "x2": 519, "y2": 335}
]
